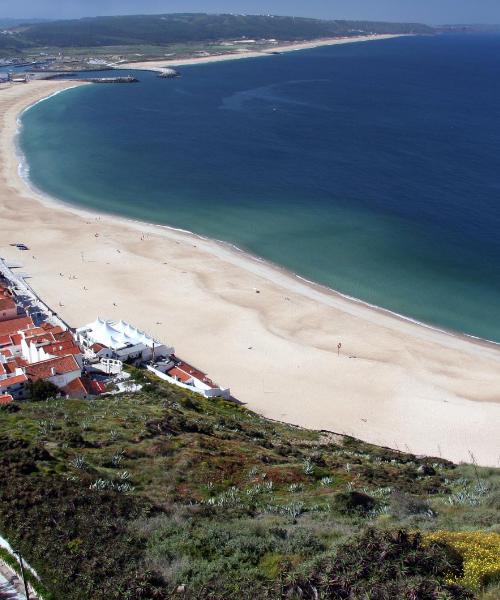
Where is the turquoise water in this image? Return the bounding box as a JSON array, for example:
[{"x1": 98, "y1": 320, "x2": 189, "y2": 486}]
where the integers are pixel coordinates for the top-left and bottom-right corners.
[{"x1": 20, "y1": 34, "x2": 500, "y2": 341}]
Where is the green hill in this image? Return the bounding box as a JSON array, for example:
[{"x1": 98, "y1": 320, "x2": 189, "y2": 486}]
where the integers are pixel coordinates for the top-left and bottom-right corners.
[
  {"x1": 0, "y1": 368, "x2": 498, "y2": 599},
  {"x1": 3, "y1": 13, "x2": 433, "y2": 49}
]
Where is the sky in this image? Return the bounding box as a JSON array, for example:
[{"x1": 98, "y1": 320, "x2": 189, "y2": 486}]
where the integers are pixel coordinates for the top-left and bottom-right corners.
[{"x1": 1, "y1": 0, "x2": 500, "y2": 25}]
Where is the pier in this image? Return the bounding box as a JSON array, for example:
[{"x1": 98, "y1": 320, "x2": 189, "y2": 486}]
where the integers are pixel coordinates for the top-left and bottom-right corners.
[{"x1": 79, "y1": 76, "x2": 139, "y2": 84}]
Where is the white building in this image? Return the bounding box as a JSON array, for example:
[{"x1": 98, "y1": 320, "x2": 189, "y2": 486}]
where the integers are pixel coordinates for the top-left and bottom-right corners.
[
  {"x1": 76, "y1": 318, "x2": 173, "y2": 363},
  {"x1": 25, "y1": 355, "x2": 81, "y2": 389},
  {"x1": 147, "y1": 359, "x2": 231, "y2": 400}
]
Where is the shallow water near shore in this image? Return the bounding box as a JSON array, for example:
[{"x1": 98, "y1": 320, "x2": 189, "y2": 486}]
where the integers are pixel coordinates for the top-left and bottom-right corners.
[{"x1": 20, "y1": 34, "x2": 500, "y2": 342}]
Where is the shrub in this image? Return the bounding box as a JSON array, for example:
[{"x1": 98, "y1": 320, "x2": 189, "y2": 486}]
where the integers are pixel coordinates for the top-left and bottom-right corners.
[
  {"x1": 287, "y1": 529, "x2": 473, "y2": 599},
  {"x1": 0, "y1": 440, "x2": 166, "y2": 600},
  {"x1": 26, "y1": 379, "x2": 60, "y2": 402},
  {"x1": 390, "y1": 490, "x2": 436, "y2": 519},
  {"x1": 0, "y1": 402, "x2": 20, "y2": 413},
  {"x1": 332, "y1": 491, "x2": 376, "y2": 515}
]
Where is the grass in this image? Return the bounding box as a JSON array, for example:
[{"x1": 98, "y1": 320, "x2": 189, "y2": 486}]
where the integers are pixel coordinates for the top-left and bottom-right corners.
[{"x1": 0, "y1": 371, "x2": 498, "y2": 599}]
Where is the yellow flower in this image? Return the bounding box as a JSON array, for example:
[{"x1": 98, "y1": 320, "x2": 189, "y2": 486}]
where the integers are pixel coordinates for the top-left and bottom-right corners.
[{"x1": 424, "y1": 531, "x2": 500, "y2": 591}]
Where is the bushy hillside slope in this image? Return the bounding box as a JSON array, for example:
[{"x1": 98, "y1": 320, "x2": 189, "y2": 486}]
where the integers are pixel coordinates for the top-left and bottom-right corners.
[
  {"x1": 3, "y1": 13, "x2": 433, "y2": 49},
  {"x1": 0, "y1": 369, "x2": 498, "y2": 599}
]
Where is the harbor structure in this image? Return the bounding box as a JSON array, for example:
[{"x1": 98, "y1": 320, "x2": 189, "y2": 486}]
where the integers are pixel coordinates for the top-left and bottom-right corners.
[
  {"x1": 79, "y1": 75, "x2": 138, "y2": 83},
  {"x1": 157, "y1": 67, "x2": 180, "y2": 78}
]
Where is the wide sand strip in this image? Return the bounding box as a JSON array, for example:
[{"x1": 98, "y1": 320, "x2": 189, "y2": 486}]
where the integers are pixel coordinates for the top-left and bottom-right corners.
[
  {"x1": 117, "y1": 34, "x2": 408, "y2": 71},
  {"x1": 1, "y1": 80, "x2": 499, "y2": 466}
]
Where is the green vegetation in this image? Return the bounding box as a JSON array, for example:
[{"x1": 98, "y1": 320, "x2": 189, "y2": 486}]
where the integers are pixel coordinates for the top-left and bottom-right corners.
[
  {"x1": 26, "y1": 378, "x2": 60, "y2": 402},
  {"x1": 1, "y1": 13, "x2": 433, "y2": 52},
  {"x1": 0, "y1": 370, "x2": 498, "y2": 599}
]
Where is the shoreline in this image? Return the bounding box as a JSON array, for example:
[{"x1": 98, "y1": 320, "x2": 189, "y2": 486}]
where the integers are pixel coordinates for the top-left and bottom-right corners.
[
  {"x1": 116, "y1": 34, "x2": 410, "y2": 71},
  {"x1": 14, "y1": 106, "x2": 500, "y2": 354},
  {"x1": 1, "y1": 79, "x2": 500, "y2": 466},
  {"x1": 15, "y1": 85, "x2": 500, "y2": 353}
]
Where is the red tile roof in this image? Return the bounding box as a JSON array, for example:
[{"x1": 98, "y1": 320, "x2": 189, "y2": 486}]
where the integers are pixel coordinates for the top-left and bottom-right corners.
[
  {"x1": 175, "y1": 360, "x2": 218, "y2": 388},
  {"x1": 86, "y1": 378, "x2": 107, "y2": 395},
  {"x1": 62, "y1": 377, "x2": 87, "y2": 397},
  {"x1": 4, "y1": 361, "x2": 20, "y2": 374},
  {"x1": 0, "y1": 316, "x2": 33, "y2": 337},
  {"x1": 40, "y1": 323, "x2": 64, "y2": 335},
  {"x1": 11, "y1": 334, "x2": 22, "y2": 346},
  {"x1": 0, "y1": 335, "x2": 13, "y2": 347},
  {"x1": 44, "y1": 340, "x2": 81, "y2": 358},
  {"x1": 25, "y1": 355, "x2": 80, "y2": 381},
  {"x1": 24, "y1": 333, "x2": 56, "y2": 345},
  {"x1": 91, "y1": 343, "x2": 108, "y2": 353},
  {"x1": 0, "y1": 374, "x2": 28, "y2": 389},
  {"x1": 0, "y1": 394, "x2": 13, "y2": 405},
  {"x1": 24, "y1": 328, "x2": 53, "y2": 339},
  {"x1": 25, "y1": 330, "x2": 74, "y2": 347},
  {"x1": 0, "y1": 297, "x2": 16, "y2": 311},
  {"x1": 167, "y1": 366, "x2": 193, "y2": 383}
]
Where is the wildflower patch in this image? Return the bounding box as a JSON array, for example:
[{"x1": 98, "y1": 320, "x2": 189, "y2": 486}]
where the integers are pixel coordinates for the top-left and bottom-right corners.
[{"x1": 424, "y1": 531, "x2": 500, "y2": 591}]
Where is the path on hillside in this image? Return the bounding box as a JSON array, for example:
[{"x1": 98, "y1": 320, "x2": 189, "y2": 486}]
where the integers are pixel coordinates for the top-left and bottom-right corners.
[{"x1": 0, "y1": 568, "x2": 26, "y2": 600}]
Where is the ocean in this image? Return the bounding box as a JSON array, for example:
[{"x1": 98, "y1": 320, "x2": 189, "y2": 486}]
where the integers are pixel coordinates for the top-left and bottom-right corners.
[{"x1": 19, "y1": 34, "x2": 500, "y2": 342}]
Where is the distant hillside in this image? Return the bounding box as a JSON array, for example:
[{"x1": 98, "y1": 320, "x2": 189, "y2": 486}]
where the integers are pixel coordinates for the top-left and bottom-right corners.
[
  {"x1": 4, "y1": 13, "x2": 434, "y2": 49},
  {"x1": 0, "y1": 18, "x2": 50, "y2": 29}
]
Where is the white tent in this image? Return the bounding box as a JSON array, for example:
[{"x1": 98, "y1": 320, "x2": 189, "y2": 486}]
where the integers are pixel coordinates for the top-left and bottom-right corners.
[{"x1": 77, "y1": 318, "x2": 173, "y2": 360}]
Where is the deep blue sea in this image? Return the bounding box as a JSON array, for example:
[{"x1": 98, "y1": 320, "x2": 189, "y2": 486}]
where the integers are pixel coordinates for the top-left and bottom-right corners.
[{"x1": 20, "y1": 34, "x2": 500, "y2": 341}]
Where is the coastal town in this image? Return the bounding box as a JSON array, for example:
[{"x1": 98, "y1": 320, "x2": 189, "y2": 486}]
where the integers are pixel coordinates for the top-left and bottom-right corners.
[{"x1": 0, "y1": 255, "x2": 230, "y2": 407}]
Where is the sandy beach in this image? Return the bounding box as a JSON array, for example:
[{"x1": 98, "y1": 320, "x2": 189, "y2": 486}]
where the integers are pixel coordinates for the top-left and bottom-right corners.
[
  {"x1": 117, "y1": 34, "x2": 408, "y2": 71},
  {"x1": 1, "y1": 78, "x2": 499, "y2": 467}
]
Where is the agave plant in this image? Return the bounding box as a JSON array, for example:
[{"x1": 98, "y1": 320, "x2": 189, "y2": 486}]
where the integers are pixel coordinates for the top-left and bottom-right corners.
[
  {"x1": 70, "y1": 455, "x2": 87, "y2": 470},
  {"x1": 303, "y1": 459, "x2": 314, "y2": 476},
  {"x1": 320, "y1": 476, "x2": 334, "y2": 486},
  {"x1": 110, "y1": 450, "x2": 125, "y2": 468}
]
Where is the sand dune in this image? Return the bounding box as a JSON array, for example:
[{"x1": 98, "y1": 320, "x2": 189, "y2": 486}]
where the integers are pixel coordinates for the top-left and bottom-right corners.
[{"x1": 0, "y1": 79, "x2": 499, "y2": 466}]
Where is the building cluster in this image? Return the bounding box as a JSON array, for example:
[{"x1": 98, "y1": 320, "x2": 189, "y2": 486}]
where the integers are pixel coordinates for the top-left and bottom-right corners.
[
  {"x1": 0, "y1": 281, "x2": 85, "y2": 404},
  {"x1": 76, "y1": 318, "x2": 230, "y2": 399},
  {"x1": 0, "y1": 270, "x2": 230, "y2": 405}
]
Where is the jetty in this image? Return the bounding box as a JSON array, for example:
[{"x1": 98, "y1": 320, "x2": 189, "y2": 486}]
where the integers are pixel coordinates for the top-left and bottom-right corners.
[
  {"x1": 157, "y1": 68, "x2": 180, "y2": 78},
  {"x1": 79, "y1": 75, "x2": 138, "y2": 84}
]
